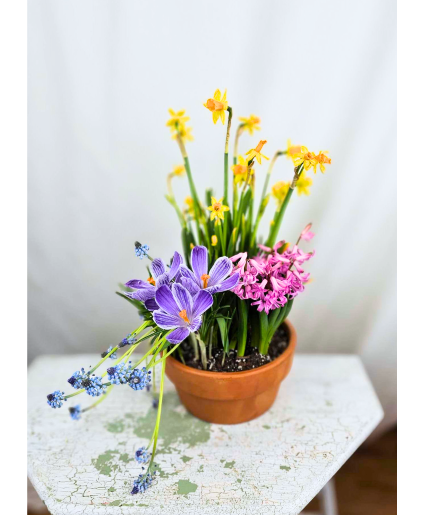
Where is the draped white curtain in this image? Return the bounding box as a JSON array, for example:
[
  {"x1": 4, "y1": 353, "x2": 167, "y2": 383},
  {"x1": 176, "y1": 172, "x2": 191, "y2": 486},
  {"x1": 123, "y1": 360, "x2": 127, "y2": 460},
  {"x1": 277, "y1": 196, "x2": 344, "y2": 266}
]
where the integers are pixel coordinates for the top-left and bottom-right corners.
[{"x1": 28, "y1": 0, "x2": 396, "y2": 433}]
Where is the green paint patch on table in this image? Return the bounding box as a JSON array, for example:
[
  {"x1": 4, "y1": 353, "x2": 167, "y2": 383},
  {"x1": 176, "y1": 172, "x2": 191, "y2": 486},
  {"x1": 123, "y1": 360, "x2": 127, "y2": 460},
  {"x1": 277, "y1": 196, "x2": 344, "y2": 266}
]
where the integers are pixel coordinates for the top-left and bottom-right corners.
[{"x1": 175, "y1": 480, "x2": 198, "y2": 496}]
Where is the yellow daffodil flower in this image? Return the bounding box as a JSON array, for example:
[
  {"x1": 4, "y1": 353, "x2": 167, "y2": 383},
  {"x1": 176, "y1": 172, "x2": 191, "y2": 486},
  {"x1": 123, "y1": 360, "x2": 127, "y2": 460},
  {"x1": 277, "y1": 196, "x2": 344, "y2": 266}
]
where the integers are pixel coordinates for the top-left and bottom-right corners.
[
  {"x1": 231, "y1": 155, "x2": 253, "y2": 186},
  {"x1": 239, "y1": 115, "x2": 261, "y2": 135},
  {"x1": 183, "y1": 196, "x2": 195, "y2": 217},
  {"x1": 286, "y1": 139, "x2": 302, "y2": 159},
  {"x1": 292, "y1": 146, "x2": 317, "y2": 171},
  {"x1": 211, "y1": 235, "x2": 218, "y2": 247},
  {"x1": 166, "y1": 109, "x2": 189, "y2": 130},
  {"x1": 208, "y1": 196, "x2": 230, "y2": 223},
  {"x1": 245, "y1": 140, "x2": 269, "y2": 165},
  {"x1": 172, "y1": 123, "x2": 193, "y2": 143},
  {"x1": 167, "y1": 109, "x2": 193, "y2": 142},
  {"x1": 172, "y1": 164, "x2": 185, "y2": 177},
  {"x1": 312, "y1": 151, "x2": 331, "y2": 173},
  {"x1": 271, "y1": 181, "x2": 290, "y2": 205},
  {"x1": 204, "y1": 89, "x2": 229, "y2": 124},
  {"x1": 296, "y1": 175, "x2": 313, "y2": 196}
]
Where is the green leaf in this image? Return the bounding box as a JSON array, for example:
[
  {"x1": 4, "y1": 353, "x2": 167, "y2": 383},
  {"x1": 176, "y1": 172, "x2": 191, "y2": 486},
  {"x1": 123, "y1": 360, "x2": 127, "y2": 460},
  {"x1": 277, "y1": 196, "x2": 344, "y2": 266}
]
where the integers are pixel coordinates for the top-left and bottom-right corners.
[
  {"x1": 217, "y1": 317, "x2": 230, "y2": 355},
  {"x1": 237, "y1": 299, "x2": 249, "y2": 357}
]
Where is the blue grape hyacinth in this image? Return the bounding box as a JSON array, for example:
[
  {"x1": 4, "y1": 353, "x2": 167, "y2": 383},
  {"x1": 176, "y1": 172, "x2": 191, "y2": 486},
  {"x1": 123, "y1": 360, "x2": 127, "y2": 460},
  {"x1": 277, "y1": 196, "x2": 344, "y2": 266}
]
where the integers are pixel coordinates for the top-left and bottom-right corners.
[
  {"x1": 131, "y1": 472, "x2": 156, "y2": 494},
  {"x1": 128, "y1": 368, "x2": 151, "y2": 391},
  {"x1": 47, "y1": 391, "x2": 66, "y2": 409},
  {"x1": 134, "y1": 241, "x2": 149, "y2": 260},
  {"x1": 69, "y1": 405, "x2": 82, "y2": 420},
  {"x1": 107, "y1": 362, "x2": 132, "y2": 385},
  {"x1": 135, "y1": 447, "x2": 150, "y2": 464}
]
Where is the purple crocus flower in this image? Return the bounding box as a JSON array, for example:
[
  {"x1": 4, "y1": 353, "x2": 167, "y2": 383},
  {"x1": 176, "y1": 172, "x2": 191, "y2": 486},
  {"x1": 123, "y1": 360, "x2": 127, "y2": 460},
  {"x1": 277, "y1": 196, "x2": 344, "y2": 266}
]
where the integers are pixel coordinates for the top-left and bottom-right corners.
[
  {"x1": 178, "y1": 246, "x2": 239, "y2": 295},
  {"x1": 153, "y1": 283, "x2": 213, "y2": 344},
  {"x1": 124, "y1": 251, "x2": 183, "y2": 310}
]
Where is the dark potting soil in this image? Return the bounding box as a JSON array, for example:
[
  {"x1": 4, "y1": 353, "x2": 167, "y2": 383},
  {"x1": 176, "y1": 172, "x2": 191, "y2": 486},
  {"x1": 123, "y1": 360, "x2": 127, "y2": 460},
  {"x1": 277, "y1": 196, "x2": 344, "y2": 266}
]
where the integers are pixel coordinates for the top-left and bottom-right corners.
[{"x1": 176, "y1": 324, "x2": 289, "y2": 372}]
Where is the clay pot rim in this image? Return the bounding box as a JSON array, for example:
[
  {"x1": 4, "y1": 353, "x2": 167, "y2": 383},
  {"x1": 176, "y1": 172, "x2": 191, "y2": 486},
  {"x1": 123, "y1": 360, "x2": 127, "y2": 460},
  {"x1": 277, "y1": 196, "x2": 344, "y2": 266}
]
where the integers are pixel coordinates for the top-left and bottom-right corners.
[{"x1": 167, "y1": 319, "x2": 297, "y2": 379}]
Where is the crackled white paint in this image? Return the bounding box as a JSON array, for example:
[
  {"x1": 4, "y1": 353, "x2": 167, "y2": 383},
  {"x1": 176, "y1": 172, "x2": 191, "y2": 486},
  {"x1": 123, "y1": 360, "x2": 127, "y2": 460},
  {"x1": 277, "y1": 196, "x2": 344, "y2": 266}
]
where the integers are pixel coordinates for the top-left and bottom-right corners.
[{"x1": 28, "y1": 354, "x2": 383, "y2": 515}]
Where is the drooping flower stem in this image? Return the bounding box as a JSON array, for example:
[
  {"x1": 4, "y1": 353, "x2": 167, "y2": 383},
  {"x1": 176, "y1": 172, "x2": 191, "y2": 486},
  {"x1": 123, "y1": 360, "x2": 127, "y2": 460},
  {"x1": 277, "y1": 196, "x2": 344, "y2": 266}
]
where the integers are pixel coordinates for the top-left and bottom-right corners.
[
  {"x1": 175, "y1": 129, "x2": 204, "y2": 244},
  {"x1": 266, "y1": 164, "x2": 304, "y2": 248},
  {"x1": 131, "y1": 331, "x2": 172, "y2": 370},
  {"x1": 260, "y1": 151, "x2": 286, "y2": 204},
  {"x1": 82, "y1": 385, "x2": 113, "y2": 413},
  {"x1": 146, "y1": 358, "x2": 166, "y2": 474},
  {"x1": 165, "y1": 194, "x2": 186, "y2": 228}
]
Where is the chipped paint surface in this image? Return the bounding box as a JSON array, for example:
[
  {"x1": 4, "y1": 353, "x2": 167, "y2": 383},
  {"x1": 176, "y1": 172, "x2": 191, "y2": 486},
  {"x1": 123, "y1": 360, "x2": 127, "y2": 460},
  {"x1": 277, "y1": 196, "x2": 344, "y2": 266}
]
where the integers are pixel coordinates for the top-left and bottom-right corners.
[{"x1": 28, "y1": 354, "x2": 383, "y2": 514}]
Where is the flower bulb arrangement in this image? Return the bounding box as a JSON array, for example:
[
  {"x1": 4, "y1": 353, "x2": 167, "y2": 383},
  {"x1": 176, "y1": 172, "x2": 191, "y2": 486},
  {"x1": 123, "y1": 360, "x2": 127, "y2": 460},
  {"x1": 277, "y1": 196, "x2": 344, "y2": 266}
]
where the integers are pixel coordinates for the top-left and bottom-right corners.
[{"x1": 46, "y1": 89, "x2": 331, "y2": 495}]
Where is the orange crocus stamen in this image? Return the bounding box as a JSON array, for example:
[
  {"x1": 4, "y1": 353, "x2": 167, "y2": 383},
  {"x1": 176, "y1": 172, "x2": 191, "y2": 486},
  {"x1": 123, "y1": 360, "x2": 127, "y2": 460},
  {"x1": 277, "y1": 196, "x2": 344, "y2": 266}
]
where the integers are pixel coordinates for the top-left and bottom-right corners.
[
  {"x1": 200, "y1": 274, "x2": 210, "y2": 288},
  {"x1": 147, "y1": 277, "x2": 156, "y2": 286},
  {"x1": 178, "y1": 309, "x2": 190, "y2": 324},
  {"x1": 255, "y1": 140, "x2": 267, "y2": 152}
]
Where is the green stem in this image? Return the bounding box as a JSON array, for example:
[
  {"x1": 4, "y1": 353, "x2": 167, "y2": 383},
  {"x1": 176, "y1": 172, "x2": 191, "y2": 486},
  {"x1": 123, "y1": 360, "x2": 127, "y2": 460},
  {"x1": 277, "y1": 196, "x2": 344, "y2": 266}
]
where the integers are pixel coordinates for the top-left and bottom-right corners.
[
  {"x1": 237, "y1": 298, "x2": 248, "y2": 357},
  {"x1": 260, "y1": 151, "x2": 286, "y2": 204},
  {"x1": 233, "y1": 124, "x2": 243, "y2": 163},
  {"x1": 165, "y1": 195, "x2": 186, "y2": 228},
  {"x1": 196, "y1": 334, "x2": 208, "y2": 370},
  {"x1": 147, "y1": 358, "x2": 166, "y2": 471},
  {"x1": 266, "y1": 164, "x2": 303, "y2": 247},
  {"x1": 224, "y1": 107, "x2": 233, "y2": 204},
  {"x1": 189, "y1": 332, "x2": 199, "y2": 360},
  {"x1": 82, "y1": 384, "x2": 113, "y2": 412}
]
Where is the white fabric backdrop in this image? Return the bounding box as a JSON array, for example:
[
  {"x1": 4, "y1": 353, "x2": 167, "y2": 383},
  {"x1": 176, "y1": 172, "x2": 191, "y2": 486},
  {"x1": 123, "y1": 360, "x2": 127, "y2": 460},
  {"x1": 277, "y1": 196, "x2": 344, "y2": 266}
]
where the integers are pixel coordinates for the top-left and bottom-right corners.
[{"x1": 28, "y1": 0, "x2": 396, "y2": 433}]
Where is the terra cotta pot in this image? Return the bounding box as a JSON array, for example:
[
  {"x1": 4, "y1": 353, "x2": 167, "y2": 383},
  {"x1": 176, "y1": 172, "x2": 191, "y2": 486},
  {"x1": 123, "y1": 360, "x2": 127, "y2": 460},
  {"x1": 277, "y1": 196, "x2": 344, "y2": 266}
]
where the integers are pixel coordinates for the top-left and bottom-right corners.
[{"x1": 165, "y1": 319, "x2": 297, "y2": 424}]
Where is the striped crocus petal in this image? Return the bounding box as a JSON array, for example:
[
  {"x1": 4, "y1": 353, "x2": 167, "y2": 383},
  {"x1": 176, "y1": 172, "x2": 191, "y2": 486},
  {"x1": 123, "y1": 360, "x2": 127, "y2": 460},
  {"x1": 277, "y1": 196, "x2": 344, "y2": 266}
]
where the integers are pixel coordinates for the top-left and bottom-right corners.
[
  {"x1": 167, "y1": 327, "x2": 190, "y2": 344},
  {"x1": 207, "y1": 257, "x2": 232, "y2": 287},
  {"x1": 168, "y1": 251, "x2": 183, "y2": 280},
  {"x1": 191, "y1": 246, "x2": 208, "y2": 280}
]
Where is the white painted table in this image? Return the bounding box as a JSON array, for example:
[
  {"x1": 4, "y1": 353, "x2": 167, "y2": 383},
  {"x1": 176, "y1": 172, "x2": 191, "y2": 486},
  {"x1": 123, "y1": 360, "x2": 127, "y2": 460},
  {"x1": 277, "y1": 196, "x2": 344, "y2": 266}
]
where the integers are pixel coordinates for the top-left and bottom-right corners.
[{"x1": 28, "y1": 354, "x2": 383, "y2": 515}]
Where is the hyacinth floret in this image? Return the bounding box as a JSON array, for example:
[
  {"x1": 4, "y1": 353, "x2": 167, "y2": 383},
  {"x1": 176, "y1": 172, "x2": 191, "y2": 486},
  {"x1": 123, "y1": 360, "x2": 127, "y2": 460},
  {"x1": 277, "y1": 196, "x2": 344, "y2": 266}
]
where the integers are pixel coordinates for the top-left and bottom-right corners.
[
  {"x1": 135, "y1": 241, "x2": 149, "y2": 260},
  {"x1": 128, "y1": 367, "x2": 152, "y2": 391},
  {"x1": 230, "y1": 241, "x2": 314, "y2": 314}
]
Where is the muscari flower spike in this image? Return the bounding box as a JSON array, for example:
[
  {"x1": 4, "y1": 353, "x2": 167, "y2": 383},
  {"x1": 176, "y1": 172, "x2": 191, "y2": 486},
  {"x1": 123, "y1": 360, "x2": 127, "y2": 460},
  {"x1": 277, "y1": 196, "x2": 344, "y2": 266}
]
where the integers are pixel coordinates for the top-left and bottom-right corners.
[
  {"x1": 131, "y1": 472, "x2": 157, "y2": 495},
  {"x1": 69, "y1": 368, "x2": 107, "y2": 397},
  {"x1": 101, "y1": 346, "x2": 117, "y2": 360},
  {"x1": 67, "y1": 368, "x2": 86, "y2": 389},
  {"x1": 135, "y1": 447, "x2": 150, "y2": 464},
  {"x1": 119, "y1": 334, "x2": 137, "y2": 348},
  {"x1": 47, "y1": 390, "x2": 66, "y2": 409},
  {"x1": 69, "y1": 405, "x2": 82, "y2": 420},
  {"x1": 135, "y1": 241, "x2": 150, "y2": 260},
  {"x1": 83, "y1": 375, "x2": 107, "y2": 397},
  {"x1": 107, "y1": 362, "x2": 133, "y2": 385},
  {"x1": 128, "y1": 367, "x2": 152, "y2": 391}
]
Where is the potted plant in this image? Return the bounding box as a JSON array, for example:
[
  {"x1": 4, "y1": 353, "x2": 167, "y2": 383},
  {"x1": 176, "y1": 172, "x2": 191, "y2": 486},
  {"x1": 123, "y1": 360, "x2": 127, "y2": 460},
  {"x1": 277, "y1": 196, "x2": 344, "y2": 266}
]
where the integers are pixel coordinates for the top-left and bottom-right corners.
[{"x1": 45, "y1": 89, "x2": 331, "y2": 495}]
